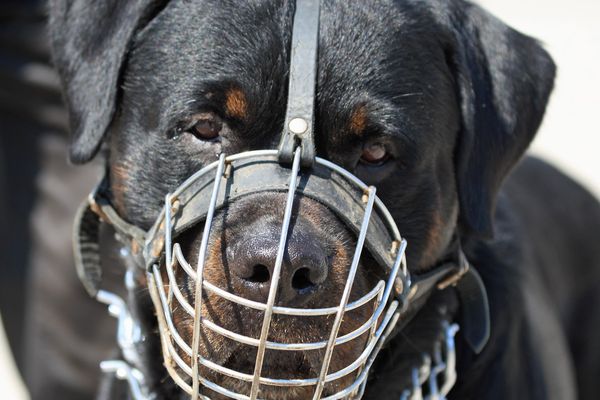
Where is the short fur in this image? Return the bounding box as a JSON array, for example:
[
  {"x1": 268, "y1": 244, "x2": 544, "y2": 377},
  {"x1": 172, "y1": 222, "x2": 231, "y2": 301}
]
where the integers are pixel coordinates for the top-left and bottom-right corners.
[{"x1": 48, "y1": 0, "x2": 600, "y2": 399}]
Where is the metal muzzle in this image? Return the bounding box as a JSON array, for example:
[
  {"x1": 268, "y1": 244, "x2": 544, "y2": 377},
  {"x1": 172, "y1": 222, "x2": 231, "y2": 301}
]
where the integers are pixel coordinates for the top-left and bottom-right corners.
[{"x1": 143, "y1": 149, "x2": 409, "y2": 399}]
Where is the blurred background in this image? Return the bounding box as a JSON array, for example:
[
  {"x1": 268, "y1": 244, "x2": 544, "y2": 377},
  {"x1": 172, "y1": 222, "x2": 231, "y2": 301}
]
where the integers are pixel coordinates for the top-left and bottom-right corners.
[{"x1": 0, "y1": 0, "x2": 598, "y2": 398}]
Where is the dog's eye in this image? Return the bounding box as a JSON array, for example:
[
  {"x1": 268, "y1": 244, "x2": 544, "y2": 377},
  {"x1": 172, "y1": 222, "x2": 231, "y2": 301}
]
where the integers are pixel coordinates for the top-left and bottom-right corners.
[
  {"x1": 188, "y1": 114, "x2": 223, "y2": 140},
  {"x1": 360, "y1": 142, "x2": 389, "y2": 166}
]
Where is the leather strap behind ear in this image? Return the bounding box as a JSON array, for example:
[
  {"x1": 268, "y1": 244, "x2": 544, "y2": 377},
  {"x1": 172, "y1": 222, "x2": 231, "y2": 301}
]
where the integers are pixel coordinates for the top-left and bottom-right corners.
[
  {"x1": 73, "y1": 177, "x2": 147, "y2": 298},
  {"x1": 73, "y1": 198, "x2": 103, "y2": 297},
  {"x1": 455, "y1": 267, "x2": 490, "y2": 354}
]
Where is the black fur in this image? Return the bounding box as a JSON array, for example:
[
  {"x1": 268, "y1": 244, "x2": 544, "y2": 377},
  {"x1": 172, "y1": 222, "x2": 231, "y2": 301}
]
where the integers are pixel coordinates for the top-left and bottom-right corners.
[{"x1": 48, "y1": 0, "x2": 600, "y2": 399}]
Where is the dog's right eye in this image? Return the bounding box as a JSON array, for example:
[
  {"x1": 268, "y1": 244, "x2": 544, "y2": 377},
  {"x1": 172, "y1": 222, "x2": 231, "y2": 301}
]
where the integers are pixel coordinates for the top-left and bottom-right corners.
[{"x1": 187, "y1": 113, "x2": 223, "y2": 141}]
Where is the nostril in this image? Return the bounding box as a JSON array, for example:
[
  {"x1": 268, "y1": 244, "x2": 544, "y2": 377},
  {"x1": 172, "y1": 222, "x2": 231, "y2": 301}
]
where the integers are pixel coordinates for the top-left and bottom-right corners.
[
  {"x1": 246, "y1": 264, "x2": 271, "y2": 284},
  {"x1": 292, "y1": 267, "x2": 314, "y2": 291}
]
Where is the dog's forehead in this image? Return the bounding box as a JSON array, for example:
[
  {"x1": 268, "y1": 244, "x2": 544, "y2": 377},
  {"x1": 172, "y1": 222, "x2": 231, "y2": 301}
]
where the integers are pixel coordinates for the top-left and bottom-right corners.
[{"x1": 124, "y1": 0, "x2": 453, "y2": 138}]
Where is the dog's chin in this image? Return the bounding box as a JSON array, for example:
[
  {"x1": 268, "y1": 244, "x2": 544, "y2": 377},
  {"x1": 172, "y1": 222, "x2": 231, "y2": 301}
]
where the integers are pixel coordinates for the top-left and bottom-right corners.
[{"x1": 199, "y1": 348, "x2": 358, "y2": 400}]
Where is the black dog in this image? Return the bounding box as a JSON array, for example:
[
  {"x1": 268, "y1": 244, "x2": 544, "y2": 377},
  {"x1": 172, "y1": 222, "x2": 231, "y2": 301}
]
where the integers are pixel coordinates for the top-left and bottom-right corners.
[{"x1": 48, "y1": 0, "x2": 600, "y2": 399}]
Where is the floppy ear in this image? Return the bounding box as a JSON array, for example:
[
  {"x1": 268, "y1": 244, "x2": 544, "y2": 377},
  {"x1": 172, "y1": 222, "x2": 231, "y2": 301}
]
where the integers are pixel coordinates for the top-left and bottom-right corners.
[
  {"x1": 48, "y1": 0, "x2": 167, "y2": 163},
  {"x1": 448, "y1": 2, "x2": 556, "y2": 237}
]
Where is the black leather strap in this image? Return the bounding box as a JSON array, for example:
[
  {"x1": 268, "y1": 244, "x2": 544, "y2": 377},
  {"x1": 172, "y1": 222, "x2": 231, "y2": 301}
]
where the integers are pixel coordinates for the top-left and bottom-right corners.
[
  {"x1": 278, "y1": 0, "x2": 320, "y2": 167},
  {"x1": 73, "y1": 177, "x2": 146, "y2": 297},
  {"x1": 385, "y1": 246, "x2": 490, "y2": 354},
  {"x1": 73, "y1": 197, "x2": 103, "y2": 297},
  {"x1": 455, "y1": 265, "x2": 490, "y2": 353}
]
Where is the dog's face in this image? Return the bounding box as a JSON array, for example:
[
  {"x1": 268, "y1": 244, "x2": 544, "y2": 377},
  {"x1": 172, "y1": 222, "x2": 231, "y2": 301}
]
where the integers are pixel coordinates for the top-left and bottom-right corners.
[
  {"x1": 109, "y1": 1, "x2": 462, "y2": 268},
  {"x1": 50, "y1": 0, "x2": 555, "y2": 398}
]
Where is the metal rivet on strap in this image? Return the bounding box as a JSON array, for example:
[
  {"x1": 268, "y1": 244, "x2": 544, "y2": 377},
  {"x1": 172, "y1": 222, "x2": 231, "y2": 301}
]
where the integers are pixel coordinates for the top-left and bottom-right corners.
[{"x1": 288, "y1": 117, "x2": 308, "y2": 134}]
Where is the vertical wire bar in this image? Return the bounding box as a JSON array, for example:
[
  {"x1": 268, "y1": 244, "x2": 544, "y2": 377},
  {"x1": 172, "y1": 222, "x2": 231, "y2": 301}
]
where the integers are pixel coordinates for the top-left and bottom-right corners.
[
  {"x1": 190, "y1": 154, "x2": 227, "y2": 400},
  {"x1": 165, "y1": 195, "x2": 174, "y2": 305},
  {"x1": 249, "y1": 149, "x2": 302, "y2": 400},
  {"x1": 379, "y1": 239, "x2": 407, "y2": 310},
  {"x1": 312, "y1": 187, "x2": 377, "y2": 400},
  {"x1": 354, "y1": 285, "x2": 384, "y2": 396},
  {"x1": 165, "y1": 194, "x2": 173, "y2": 267},
  {"x1": 369, "y1": 290, "x2": 384, "y2": 342}
]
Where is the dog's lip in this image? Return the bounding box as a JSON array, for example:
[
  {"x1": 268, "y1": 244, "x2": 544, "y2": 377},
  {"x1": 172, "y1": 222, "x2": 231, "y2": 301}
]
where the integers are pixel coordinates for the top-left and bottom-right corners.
[
  {"x1": 221, "y1": 348, "x2": 316, "y2": 379},
  {"x1": 216, "y1": 353, "x2": 330, "y2": 399}
]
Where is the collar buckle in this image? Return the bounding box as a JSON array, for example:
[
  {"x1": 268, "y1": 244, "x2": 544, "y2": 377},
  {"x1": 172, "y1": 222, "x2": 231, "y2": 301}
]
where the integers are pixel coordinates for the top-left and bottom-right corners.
[{"x1": 436, "y1": 251, "x2": 470, "y2": 290}]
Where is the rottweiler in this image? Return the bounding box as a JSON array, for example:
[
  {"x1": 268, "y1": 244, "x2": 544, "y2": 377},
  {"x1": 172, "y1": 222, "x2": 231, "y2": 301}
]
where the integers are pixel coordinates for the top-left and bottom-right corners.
[{"x1": 48, "y1": 0, "x2": 600, "y2": 399}]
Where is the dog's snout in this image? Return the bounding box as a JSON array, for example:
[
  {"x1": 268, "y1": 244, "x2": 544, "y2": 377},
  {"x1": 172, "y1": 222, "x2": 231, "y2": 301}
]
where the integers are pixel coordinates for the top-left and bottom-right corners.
[{"x1": 227, "y1": 222, "x2": 329, "y2": 305}]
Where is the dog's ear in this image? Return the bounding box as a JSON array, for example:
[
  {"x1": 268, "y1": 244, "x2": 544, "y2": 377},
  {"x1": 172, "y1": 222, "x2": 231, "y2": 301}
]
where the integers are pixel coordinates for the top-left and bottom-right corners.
[
  {"x1": 446, "y1": 2, "x2": 556, "y2": 237},
  {"x1": 48, "y1": 0, "x2": 167, "y2": 163}
]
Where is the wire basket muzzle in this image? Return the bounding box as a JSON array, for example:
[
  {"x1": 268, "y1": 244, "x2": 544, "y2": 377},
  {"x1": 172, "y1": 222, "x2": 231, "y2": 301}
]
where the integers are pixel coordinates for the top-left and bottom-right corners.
[{"x1": 144, "y1": 150, "x2": 409, "y2": 399}]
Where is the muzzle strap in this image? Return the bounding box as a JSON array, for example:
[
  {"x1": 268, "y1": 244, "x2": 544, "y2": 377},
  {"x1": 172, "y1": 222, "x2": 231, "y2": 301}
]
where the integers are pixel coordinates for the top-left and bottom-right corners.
[
  {"x1": 454, "y1": 266, "x2": 490, "y2": 353},
  {"x1": 73, "y1": 197, "x2": 103, "y2": 297},
  {"x1": 390, "y1": 248, "x2": 490, "y2": 354},
  {"x1": 73, "y1": 176, "x2": 146, "y2": 297},
  {"x1": 278, "y1": 0, "x2": 320, "y2": 167}
]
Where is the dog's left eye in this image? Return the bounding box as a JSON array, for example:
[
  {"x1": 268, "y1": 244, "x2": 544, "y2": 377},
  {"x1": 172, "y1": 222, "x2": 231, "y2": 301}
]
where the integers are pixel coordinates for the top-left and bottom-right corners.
[
  {"x1": 188, "y1": 113, "x2": 223, "y2": 140},
  {"x1": 359, "y1": 142, "x2": 389, "y2": 166}
]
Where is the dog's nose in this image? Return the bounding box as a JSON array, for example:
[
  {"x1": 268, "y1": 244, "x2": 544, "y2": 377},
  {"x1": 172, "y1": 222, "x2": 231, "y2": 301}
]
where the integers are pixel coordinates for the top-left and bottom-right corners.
[{"x1": 227, "y1": 223, "x2": 328, "y2": 305}]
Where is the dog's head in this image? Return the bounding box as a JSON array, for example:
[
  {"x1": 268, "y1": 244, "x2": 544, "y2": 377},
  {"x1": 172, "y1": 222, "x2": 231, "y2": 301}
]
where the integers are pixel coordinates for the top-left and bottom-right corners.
[{"x1": 50, "y1": 0, "x2": 554, "y2": 398}]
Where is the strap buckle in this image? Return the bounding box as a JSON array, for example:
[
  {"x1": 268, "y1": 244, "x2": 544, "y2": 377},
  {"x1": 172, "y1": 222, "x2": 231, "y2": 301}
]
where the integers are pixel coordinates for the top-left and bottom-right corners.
[{"x1": 436, "y1": 251, "x2": 470, "y2": 290}]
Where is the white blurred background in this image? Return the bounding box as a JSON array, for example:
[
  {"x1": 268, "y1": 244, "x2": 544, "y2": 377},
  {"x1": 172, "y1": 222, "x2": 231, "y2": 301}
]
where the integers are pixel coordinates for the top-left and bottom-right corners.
[
  {"x1": 479, "y1": 0, "x2": 600, "y2": 197},
  {"x1": 1, "y1": 0, "x2": 598, "y2": 398}
]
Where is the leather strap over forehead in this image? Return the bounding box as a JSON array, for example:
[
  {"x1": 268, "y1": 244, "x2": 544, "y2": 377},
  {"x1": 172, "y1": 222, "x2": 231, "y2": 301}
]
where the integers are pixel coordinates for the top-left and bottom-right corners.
[{"x1": 278, "y1": 0, "x2": 320, "y2": 167}]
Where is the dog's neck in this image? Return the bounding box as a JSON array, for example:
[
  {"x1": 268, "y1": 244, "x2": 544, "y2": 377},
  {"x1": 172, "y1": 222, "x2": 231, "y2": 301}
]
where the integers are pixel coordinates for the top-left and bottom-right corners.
[{"x1": 362, "y1": 288, "x2": 460, "y2": 398}]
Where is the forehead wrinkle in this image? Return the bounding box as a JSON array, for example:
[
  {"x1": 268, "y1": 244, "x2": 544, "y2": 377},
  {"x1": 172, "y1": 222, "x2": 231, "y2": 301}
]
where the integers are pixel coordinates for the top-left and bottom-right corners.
[{"x1": 361, "y1": 97, "x2": 419, "y2": 144}]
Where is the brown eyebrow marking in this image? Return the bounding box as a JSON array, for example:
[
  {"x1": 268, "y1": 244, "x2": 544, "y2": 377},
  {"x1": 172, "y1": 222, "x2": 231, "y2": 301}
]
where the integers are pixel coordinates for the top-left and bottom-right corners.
[
  {"x1": 349, "y1": 104, "x2": 368, "y2": 135},
  {"x1": 224, "y1": 88, "x2": 248, "y2": 120}
]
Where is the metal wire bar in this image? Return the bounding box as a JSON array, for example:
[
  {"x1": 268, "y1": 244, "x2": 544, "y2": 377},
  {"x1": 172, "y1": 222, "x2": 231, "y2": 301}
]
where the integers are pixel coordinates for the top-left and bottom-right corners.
[
  {"x1": 148, "y1": 272, "x2": 212, "y2": 400},
  {"x1": 249, "y1": 149, "x2": 302, "y2": 399},
  {"x1": 165, "y1": 194, "x2": 175, "y2": 306},
  {"x1": 165, "y1": 254, "x2": 194, "y2": 319},
  {"x1": 202, "y1": 279, "x2": 385, "y2": 316},
  {"x1": 153, "y1": 265, "x2": 193, "y2": 354},
  {"x1": 200, "y1": 297, "x2": 383, "y2": 351},
  {"x1": 191, "y1": 154, "x2": 228, "y2": 400},
  {"x1": 173, "y1": 242, "x2": 386, "y2": 317},
  {"x1": 165, "y1": 194, "x2": 174, "y2": 267},
  {"x1": 320, "y1": 301, "x2": 400, "y2": 400},
  {"x1": 312, "y1": 187, "x2": 377, "y2": 399}
]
